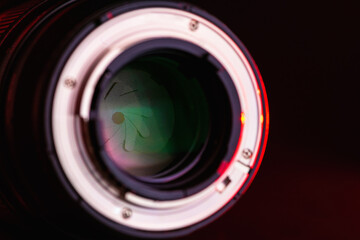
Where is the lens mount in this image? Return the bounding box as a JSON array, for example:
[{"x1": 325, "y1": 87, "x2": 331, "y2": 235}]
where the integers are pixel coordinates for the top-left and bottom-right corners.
[{"x1": 50, "y1": 2, "x2": 268, "y2": 236}]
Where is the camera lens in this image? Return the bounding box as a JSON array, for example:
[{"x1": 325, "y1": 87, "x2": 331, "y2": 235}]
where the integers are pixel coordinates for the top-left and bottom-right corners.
[{"x1": 0, "y1": 0, "x2": 269, "y2": 239}]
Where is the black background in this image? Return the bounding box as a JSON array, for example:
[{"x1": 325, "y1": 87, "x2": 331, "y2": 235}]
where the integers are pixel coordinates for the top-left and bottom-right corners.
[{"x1": 1, "y1": 0, "x2": 360, "y2": 239}]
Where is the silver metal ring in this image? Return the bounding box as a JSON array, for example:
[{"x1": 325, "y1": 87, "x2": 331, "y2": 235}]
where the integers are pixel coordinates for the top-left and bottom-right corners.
[{"x1": 52, "y1": 7, "x2": 266, "y2": 232}]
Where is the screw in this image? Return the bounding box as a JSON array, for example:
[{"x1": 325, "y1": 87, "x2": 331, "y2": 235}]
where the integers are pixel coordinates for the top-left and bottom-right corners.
[
  {"x1": 64, "y1": 78, "x2": 76, "y2": 88},
  {"x1": 242, "y1": 149, "x2": 253, "y2": 159},
  {"x1": 189, "y1": 19, "x2": 199, "y2": 31},
  {"x1": 122, "y1": 207, "x2": 132, "y2": 219}
]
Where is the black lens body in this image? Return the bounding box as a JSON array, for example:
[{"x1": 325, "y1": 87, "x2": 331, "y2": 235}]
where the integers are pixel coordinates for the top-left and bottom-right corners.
[{"x1": 0, "y1": 0, "x2": 268, "y2": 239}]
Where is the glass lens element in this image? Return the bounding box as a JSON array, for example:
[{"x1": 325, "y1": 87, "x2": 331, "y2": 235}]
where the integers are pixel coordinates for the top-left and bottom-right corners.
[{"x1": 96, "y1": 55, "x2": 209, "y2": 177}]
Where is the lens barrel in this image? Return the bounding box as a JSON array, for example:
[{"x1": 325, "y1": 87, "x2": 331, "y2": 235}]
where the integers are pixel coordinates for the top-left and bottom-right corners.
[{"x1": 0, "y1": 0, "x2": 269, "y2": 239}]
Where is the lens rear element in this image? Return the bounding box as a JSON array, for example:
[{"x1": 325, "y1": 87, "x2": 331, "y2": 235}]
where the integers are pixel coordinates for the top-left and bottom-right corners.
[{"x1": 97, "y1": 55, "x2": 210, "y2": 178}]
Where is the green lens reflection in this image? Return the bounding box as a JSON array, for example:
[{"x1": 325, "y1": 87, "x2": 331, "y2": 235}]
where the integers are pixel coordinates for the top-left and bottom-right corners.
[{"x1": 97, "y1": 55, "x2": 209, "y2": 177}]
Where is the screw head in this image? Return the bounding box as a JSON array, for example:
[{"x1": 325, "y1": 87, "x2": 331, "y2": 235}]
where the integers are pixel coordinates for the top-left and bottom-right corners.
[
  {"x1": 189, "y1": 19, "x2": 199, "y2": 31},
  {"x1": 242, "y1": 149, "x2": 253, "y2": 159},
  {"x1": 122, "y1": 207, "x2": 132, "y2": 219},
  {"x1": 64, "y1": 78, "x2": 76, "y2": 88}
]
